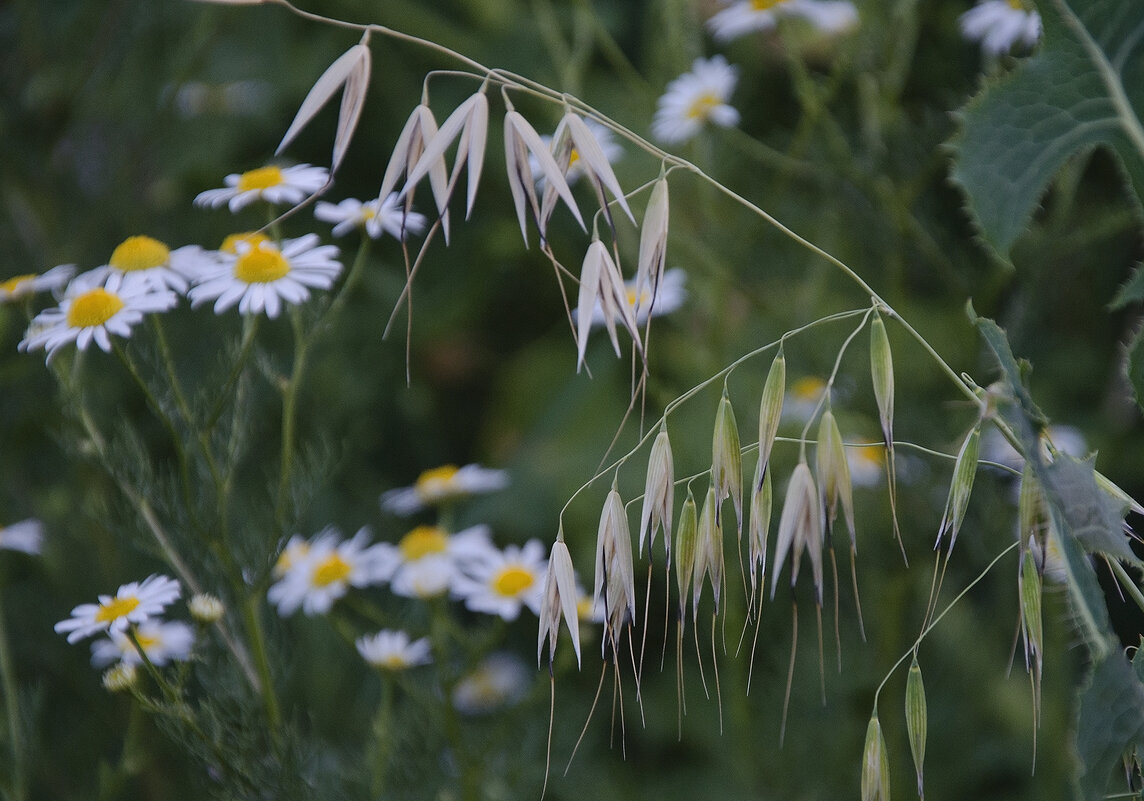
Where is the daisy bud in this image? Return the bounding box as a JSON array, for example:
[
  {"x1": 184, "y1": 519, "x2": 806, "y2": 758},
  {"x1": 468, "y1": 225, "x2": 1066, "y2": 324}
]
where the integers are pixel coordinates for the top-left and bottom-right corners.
[
  {"x1": 815, "y1": 409, "x2": 856, "y2": 549},
  {"x1": 935, "y1": 422, "x2": 982, "y2": 554},
  {"x1": 693, "y1": 485, "x2": 724, "y2": 616},
  {"x1": 771, "y1": 462, "x2": 824, "y2": 604},
  {"x1": 188, "y1": 593, "x2": 225, "y2": 625},
  {"x1": 674, "y1": 488, "x2": 699, "y2": 616},
  {"x1": 905, "y1": 655, "x2": 928, "y2": 799},
  {"x1": 102, "y1": 663, "x2": 138, "y2": 693},
  {"x1": 870, "y1": 313, "x2": 894, "y2": 449},
  {"x1": 538, "y1": 538, "x2": 581, "y2": 668},
  {"x1": 593, "y1": 488, "x2": 636, "y2": 645},
  {"x1": 638, "y1": 423, "x2": 675, "y2": 559},
  {"x1": 861, "y1": 712, "x2": 891, "y2": 801},
  {"x1": 711, "y1": 388, "x2": 743, "y2": 536}
]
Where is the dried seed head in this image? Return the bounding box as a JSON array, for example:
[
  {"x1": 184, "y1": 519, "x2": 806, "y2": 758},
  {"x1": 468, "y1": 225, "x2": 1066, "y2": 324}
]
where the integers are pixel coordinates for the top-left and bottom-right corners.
[
  {"x1": 861, "y1": 713, "x2": 891, "y2": 801},
  {"x1": 539, "y1": 538, "x2": 582, "y2": 667},
  {"x1": 870, "y1": 313, "x2": 894, "y2": 449},
  {"x1": 757, "y1": 350, "x2": 786, "y2": 483},
  {"x1": 403, "y1": 92, "x2": 489, "y2": 220},
  {"x1": 593, "y1": 488, "x2": 636, "y2": 645},
  {"x1": 504, "y1": 109, "x2": 585, "y2": 246},
  {"x1": 712, "y1": 388, "x2": 743, "y2": 536},
  {"x1": 748, "y1": 456, "x2": 772, "y2": 601},
  {"x1": 674, "y1": 488, "x2": 699, "y2": 616},
  {"x1": 693, "y1": 485, "x2": 724, "y2": 616},
  {"x1": 935, "y1": 423, "x2": 982, "y2": 553},
  {"x1": 380, "y1": 104, "x2": 451, "y2": 241},
  {"x1": 815, "y1": 409, "x2": 856, "y2": 548},
  {"x1": 555, "y1": 112, "x2": 635, "y2": 228},
  {"x1": 635, "y1": 178, "x2": 670, "y2": 311},
  {"x1": 638, "y1": 424, "x2": 675, "y2": 559},
  {"x1": 575, "y1": 239, "x2": 642, "y2": 372},
  {"x1": 771, "y1": 462, "x2": 824, "y2": 604},
  {"x1": 905, "y1": 655, "x2": 927, "y2": 799}
]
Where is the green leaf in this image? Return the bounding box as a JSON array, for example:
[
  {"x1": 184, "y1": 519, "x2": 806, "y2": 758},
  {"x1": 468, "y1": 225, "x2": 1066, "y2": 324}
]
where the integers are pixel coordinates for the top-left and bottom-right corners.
[
  {"x1": 1124, "y1": 323, "x2": 1144, "y2": 412},
  {"x1": 950, "y1": 0, "x2": 1144, "y2": 256},
  {"x1": 1075, "y1": 652, "x2": 1144, "y2": 800},
  {"x1": 1044, "y1": 456, "x2": 1140, "y2": 563},
  {"x1": 1110, "y1": 263, "x2": 1144, "y2": 309}
]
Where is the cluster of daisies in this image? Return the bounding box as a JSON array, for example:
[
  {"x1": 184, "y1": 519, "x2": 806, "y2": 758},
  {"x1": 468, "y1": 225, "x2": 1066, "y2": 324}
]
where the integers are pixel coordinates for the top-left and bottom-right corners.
[
  {"x1": 10, "y1": 164, "x2": 427, "y2": 362},
  {"x1": 651, "y1": 0, "x2": 1041, "y2": 146}
]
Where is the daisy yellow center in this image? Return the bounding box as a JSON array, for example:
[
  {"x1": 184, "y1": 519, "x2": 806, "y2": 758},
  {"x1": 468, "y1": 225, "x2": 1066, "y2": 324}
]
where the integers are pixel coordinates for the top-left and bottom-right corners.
[
  {"x1": 95, "y1": 596, "x2": 140, "y2": 623},
  {"x1": 237, "y1": 166, "x2": 284, "y2": 192},
  {"x1": 625, "y1": 287, "x2": 651, "y2": 309},
  {"x1": 568, "y1": 148, "x2": 581, "y2": 167},
  {"x1": 234, "y1": 247, "x2": 289, "y2": 284},
  {"x1": 274, "y1": 543, "x2": 309, "y2": 574},
  {"x1": 381, "y1": 654, "x2": 409, "y2": 669},
  {"x1": 791, "y1": 376, "x2": 826, "y2": 401},
  {"x1": 312, "y1": 553, "x2": 352, "y2": 587},
  {"x1": 415, "y1": 465, "x2": 460, "y2": 498},
  {"x1": 399, "y1": 526, "x2": 449, "y2": 560},
  {"x1": 109, "y1": 236, "x2": 170, "y2": 272},
  {"x1": 752, "y1": 0, "x2": 785, "y2": 8},
  {"x1": 494, "y1": 566, "x2": 535, "y2": 597},
  {"x1": 686, "y1": 92, "x2": 721, "y2": 120},
  {"x1": 0, "y1": 274, "x2": 33, "y2": 294},
  {"x1": 134, "y1": 632, "x2": 159, "y2": 650},
  {"x1": 221, "y1": 232, "x2": 272, "y2": 254},
  {"x1": 67, "y1": 288, "x2": 125, "y2": 328},
  {"x1": 1007, "y1": 0, "x2": 1023, "y2": 8}
]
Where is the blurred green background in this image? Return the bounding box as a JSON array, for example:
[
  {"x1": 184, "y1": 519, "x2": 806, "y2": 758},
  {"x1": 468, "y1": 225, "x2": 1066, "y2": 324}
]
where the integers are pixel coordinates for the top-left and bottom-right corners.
[{"x1": 1, "y1": 0, "x2": 1142, "y2": 798}]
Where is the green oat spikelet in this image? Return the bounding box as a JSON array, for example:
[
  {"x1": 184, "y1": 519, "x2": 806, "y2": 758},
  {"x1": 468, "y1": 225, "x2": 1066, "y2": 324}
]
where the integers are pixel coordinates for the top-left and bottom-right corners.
[
  {"x1": 757, "y1": 350, "x2": 786, "y2": 487},
  {"x1": 870, "y1": 311, "x2": 904, "y2": 560},
  {"x1": 639, "y1": 423, "x2": 675, "y2": 560},
  {"x1": 712, "y1": 387, "x2": 743, "y2": 537},
  {"x1": 861, "y1": 712, "x2": 892, "y2": 801},
  {"x1": 935, "y1": 422, "x2": 982, "y2": 555},
  {"x1": 905, "y1": 655, "x2": 928, "y2": 799}
]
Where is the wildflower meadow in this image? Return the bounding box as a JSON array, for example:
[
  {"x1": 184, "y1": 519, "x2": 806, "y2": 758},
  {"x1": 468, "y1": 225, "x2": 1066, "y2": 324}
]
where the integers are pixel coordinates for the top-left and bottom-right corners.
[{"x1": 4, "y1": 0, "x2": 1144, "y2": 799}]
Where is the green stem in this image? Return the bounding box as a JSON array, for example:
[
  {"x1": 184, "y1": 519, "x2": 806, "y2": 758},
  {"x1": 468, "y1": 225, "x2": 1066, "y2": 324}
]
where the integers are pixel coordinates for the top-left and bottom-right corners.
[
  {"x1": 243, "y1": 594, "x2": 282, "y2": 733},
  {"x1": 276, "y1": 308, "x2": 311, "y2": 530},
  {"x1": 369, "y1": 677, "x2": 396, "y2": 797},
  {"x1": 0, "y1": 577, "x2": 26, "y2": 801}
]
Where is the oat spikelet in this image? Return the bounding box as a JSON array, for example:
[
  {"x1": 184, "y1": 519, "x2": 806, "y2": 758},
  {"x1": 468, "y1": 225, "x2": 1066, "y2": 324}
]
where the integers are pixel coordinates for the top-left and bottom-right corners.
[
  {"x1": 905, "y1": 655, "x2": 928, "y2": 799},
  {"x1": 635, "y1": 178, "x2": 670, "y2": 314},
  {"x1": 593, "y1": 488, "x2": 636, "y2": 654},
  {"x1": 712, "y1": 388, "x2": 743, "y2": 538},
  {"x1": 638, "y1": 423, "x2": 674, "y2": 559},
  {"x1": 539, "y1": 538, "x2": 582, "y2": 668},
  {"x1": 861, "y1": 712, "x2": 892, "y2": 801},
  {"x1": 504, "y1": 108, "x2": 585, "y2": 246}
]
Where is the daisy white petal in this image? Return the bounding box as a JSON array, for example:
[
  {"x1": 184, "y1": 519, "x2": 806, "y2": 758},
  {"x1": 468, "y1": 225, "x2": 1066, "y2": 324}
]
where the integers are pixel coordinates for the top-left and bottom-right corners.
[
  {"x1": 356, "y1": 629, "x2": 432, "y2": 670},
  {"x1": 194, "y1": 163, "x2": 329, "y2": 212},
  {"x1": 960, "y1": 1, "x2": 1041, "y2": 56},
  {"x1": 90, "y1": 620, "x2": 195, "y2": 667},
  {"x1": 0, "y1": 265, "x2": 74, "y2": 303},
  {"x1": 652, "y1": 56, "x2": 740, "y2": 145},
  {"x1": 453, "y1": 539, "x2": 547, "y2": 621},
  {"x1": 0, "y1": 519, "x2": 44, "y2": 555},
  {"x1": 380, "y1": 464, "x2": 509, "y2": 515},
  {"x1": 315, "y1": 194, "x2": 427, "y2": 240},
  {"x1": 452, "y1": 652, "x2": 529, "y2": 714},
  {"x1": 55, "y1": 574, "x2": 181, "y2": 644},
  {"x1": 267, "y1": 526, "x2": 393, "y2": 617}
]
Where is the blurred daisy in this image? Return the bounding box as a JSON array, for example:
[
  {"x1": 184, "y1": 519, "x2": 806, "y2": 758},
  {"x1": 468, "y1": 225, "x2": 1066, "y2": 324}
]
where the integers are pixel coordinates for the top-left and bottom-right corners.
[
  {"x1": 356, "y1": 629, "x2": 432, "y2": 670},
  {"x1": 846, "y1": 442, "x2": 884, "y2": 488},
  {"x1": 390, "y1": 554, "x2": 454, "y2": 599},
  {"x1": 314, "y1": 193, "x2": 427, "y2": 240},
  {"x1": 19, "y1": 272, "x2": 178, "y2": 361},
  {"x1": 981, "y1": 423, "x2": 1087, "y2": 472},
  {"x1": 707, "y1": 0, "x2": 858, "y2": 42},
  {"x1": 90, "y1": 619, "x2": 195, "y2": 668},
  {"x1": 452, "y1": 652, "x2": 529, "y2": 714},
  {"x1": 194, "y1": 163, "x2": 329, "y2": 213},
  {"x1": 0, "y1": 265, "x2": 74, "y2": 304},
  {"x1": 784, "y1": 376, "x2": 828, "y2": 422},
  {"x1": 55, "y1": 574, "x2": 181, "y2": 644},
  {"x1": 381, "y1": 464, "x2": 509, "y2": 515},
  {"x1": 652, "y1": 56, "x2": 740, "y2": 145},
  {"x1": 74, "y1": 236, "x2": 206, "y2": 294},
  {"x1": 575, "y1": 266, "x2": 687, "y2": 329},
  {"x1": 187, "y1": 593, "x2": 224, "y2": 624},
  {"x1": 0, "y1": 519, "x2": 44, "y2": 555},
  {"x1": 388, "y1": 524, "x2": 498, "y2": 599},
  {"x1": 187, "y1": 233, "x2": 342, "y2": 319},
  {"x1": 102, "y1": 663, "x2": 138, "y2": 692},
  {"x1": 268, "y1": 527, "x2": 395, "y2": 617},
  {"x1": 960, "y1": 0, "x2": 1041, "y2": 56},
  {"x1": 453, "y1": 540, "x2": 547, "y2": 621}
]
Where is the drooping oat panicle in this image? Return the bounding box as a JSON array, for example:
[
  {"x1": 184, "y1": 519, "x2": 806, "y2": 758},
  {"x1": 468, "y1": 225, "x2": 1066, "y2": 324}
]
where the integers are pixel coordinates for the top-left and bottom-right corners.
[
  {"x1": 905, "y1": 654, "x2": 928, "y2": 799},
  {"x1": 757, "y1": 350, "x2": 786, "y2": 486},
  {"x1": 692, "y1": 485, "x2": 724, "y2": 618},
  {"x1": 635, "y1": 178, "x2": 669, "y2": 310},
  {"x1": 861, "y1": 712, "x2": 891, "y2": 801},
  {"x1": 815, "y1": 409, "x2": 855, "y2": 549},
  {"x1": 504, "y1": 109, "x2": 585, "y2": 246},
  {"x1": 711, "y1": 389, "x2": 743, "y2": 537},
  {"x1": 550, "y1": 112, "x2": 635, "y2": 231},
  {"x1": 593, "y1": 488, "x2": 636, "y2": 649},
  {"x1": 771, "y1": 462, "x2": 824, "y2": 604},
  {"x1": 1017, "y1": 462, "x2": 1046, "y2": 561},
  {"x1": 638, "y1": 423, "x2": 674, "y2": 559},
  {"x1": 276, "y1": 42, "x2": 371, "y2": 174},
  {"x1": 935, "y1": 422, "x2": 982, "y2": 554},
  {"x1": 379, "y1": 103, "x2": 451, "y2": 242},
  {"x1": 539, "y1": 538, "x2": 582, "y2": 668},
  {"x1": 1018, "y1": 549, "x2": 1044, "y2": 730},
  {"x1": 574, "y1": 239, "x2": 642, "y2": 372},
  {"x1": 748, "y1": 456, "x2": 772, "y2": 607},
  {"x1": 402, "y1": 91, "x2": 489, "y2": 220},
  {"x1": 674, "y1": 488, "x2": 699, "y2": 618}
]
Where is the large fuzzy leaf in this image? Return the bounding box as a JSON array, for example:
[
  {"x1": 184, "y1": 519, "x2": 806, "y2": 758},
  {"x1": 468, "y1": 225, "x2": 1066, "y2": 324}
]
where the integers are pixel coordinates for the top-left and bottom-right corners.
[{"x1": 950, "y1": 0, "x2": 1144, "y2": 256}]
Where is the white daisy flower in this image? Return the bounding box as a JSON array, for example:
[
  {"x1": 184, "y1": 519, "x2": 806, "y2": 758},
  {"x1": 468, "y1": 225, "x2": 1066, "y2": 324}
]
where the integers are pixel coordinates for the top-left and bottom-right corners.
[
  {"x1": 268, "y1": 527, "x2": 395, "y2": 617},
  {"x1": 452, "y1": 540, "x2": 547, "y2": 621},
  {"x1": 846, "y1": 442, "x2": 884, "y2": 488},
  {"x1": 390, "y1": 554, "x2": 454, "y2": 599},
  {"x1": 314, "y1": 193, "x2": 428, "y2": 240},
  {"x1": 0, "y1": 265, "x2": 74, "y2": 304},
  {"x1": 193, "y1": 163, "x2": 329, "y2": 213},
  {"x1": 72, "y1": 236, "x2": 207, "y2": 294},
  {"x1": 0, "y1": 519, "x2": 44, "y2": 555},
  {"x1": 356, "y1": 629, "x2": 433, "y2": 670},
  {"x1": 707, "y1": 0, "x2": 858, "y2": 42},
  {"x1": 387, "y1": 524, "x2": 498, "y2": 599},
  {"x1": 574, "y1": 266, "x2": 687, "y2": 329},
  {"x1": 452, "y1": 652, "x2": 529, "y2": 715},
  {"x1": 380, "y1": 464, "x2": 509, "y2": 515},
  {"x1": 187, "y1": 233, "x2": 342, "y2": 319},
  {"x1": 19, "y1": 272, "x2": 177, "y2": 361},
  {"x1": 187, "y1": 593, "x2": 224, "y2": 624},
  {"x1": 90, "y1": 619, "x2": 195, "y2": 668},
  {"x1": 981, "y1": 424, "x2": 1087, "y2": 472},
  {"x1": 54, "y1": 574, "x2": 182, "y2": 644},
  {"x1": 783, "y1": 375, "x2": 828, "y2": 422},
  {"x1": 652, "y1": 56, "x2": 740, "y2": 145},
  {"x1": 959, "y1": 1, "x2": 1041, "y2": 56}
]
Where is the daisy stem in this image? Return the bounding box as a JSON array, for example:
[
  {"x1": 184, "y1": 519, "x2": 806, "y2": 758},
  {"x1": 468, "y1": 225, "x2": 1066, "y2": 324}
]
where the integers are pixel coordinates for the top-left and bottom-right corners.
[
  {"x1": 204, "y1": 315, "x2": 261, "y2": 430},
  {"x1": 319, "y1": 235, "x2": 371, "y2": 331},
  {"x1": 0, "y1": 577, "x2": 27, "y2": 801},
  {"x1": 243, "y1": 593, "x2": 283, "y2": 734},
  {"x1": 369, "y1": 677, "x2": 396, "y2": 798},
  {"x1": 276, "y1": 308, "x2": 312, "y2": 531}
]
